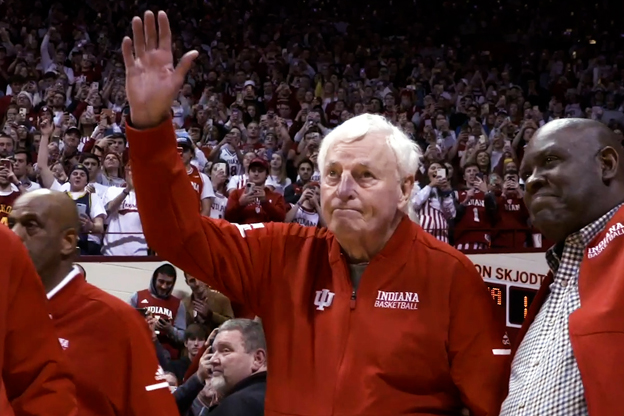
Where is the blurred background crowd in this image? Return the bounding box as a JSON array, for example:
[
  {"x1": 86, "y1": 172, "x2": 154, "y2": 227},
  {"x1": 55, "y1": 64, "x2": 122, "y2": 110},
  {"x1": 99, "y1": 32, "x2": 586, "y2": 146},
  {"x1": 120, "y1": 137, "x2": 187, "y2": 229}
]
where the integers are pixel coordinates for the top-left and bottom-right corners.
[{"x1": 0, "y1": 0, "x2": 623, "y2": 255}]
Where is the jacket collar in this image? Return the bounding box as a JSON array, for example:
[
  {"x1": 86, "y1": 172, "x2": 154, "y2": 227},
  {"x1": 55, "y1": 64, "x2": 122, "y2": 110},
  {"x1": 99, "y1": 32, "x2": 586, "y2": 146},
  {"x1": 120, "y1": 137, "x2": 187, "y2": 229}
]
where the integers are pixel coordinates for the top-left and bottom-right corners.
[
  {"x1": 328, "y1": 215, "x2": 417, "y2": 267},
  {"x1": 47, "y1": 266, "x2": 87, "y2": 318}
]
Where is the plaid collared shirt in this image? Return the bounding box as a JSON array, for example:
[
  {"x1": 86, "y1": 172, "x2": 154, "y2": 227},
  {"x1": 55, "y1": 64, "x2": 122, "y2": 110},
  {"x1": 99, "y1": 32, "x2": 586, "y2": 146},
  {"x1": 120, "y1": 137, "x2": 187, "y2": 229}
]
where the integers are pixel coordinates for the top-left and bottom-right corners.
[{"x1": 501, "y1": 204, "x2": 622, "y2": 416}]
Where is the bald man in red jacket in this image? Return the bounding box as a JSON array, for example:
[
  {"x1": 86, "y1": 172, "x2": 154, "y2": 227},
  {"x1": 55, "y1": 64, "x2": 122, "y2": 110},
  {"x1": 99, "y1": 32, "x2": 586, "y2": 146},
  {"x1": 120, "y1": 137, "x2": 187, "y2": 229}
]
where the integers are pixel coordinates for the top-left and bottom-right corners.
[
  {"x1": 9, "y1": 189, "x2": 178, "y2": 416},
  {"x1": 0, "y1": 219, "x2": 77, "y2": 416}
]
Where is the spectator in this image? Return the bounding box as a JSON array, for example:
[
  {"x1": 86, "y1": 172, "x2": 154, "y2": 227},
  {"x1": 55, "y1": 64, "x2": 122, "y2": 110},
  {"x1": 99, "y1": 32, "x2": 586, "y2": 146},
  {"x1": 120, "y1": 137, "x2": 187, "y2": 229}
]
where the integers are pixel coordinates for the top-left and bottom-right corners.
[
  {"x1": 129, "y1": 264, "x2": 187, "y2": 359},
  {"x1": 208, "y1": 160, "x2": 229, "y2": 219},
  {"x1": 224, "y1": 158, "x2": 287, "y2": 224},
  {"x1": 183, "y1": 272, "x2": 234, "y2": 333},
  {"x1": 0, "y1": 161, "x2": 21, "y2": 226},
  {"x1": 200, "y1": 319, "x2": 267, "y2": 416},
  {"x1": 265, "y1": 152, "x2": 291, "y2": 195},
  {"x1": 453, "y1": 163, "x2": 496, "y2": 250},
  {"x1": 491, "y1": 171, "x2": 530, "y2": 249},
  {"x1": 284, "y1": 159, "x2": 314, "y2": 204},
  {"x1": 411, "y1": 161, "x2": 456, "y2": 243},
  {"x1": 79, "y1": 153, "x2": 109, "y2": 198},
  {"x1": 99, "y1": 152, "x2": 125, "y2": 187},
  {"x1": 284, "y1": 182, "x2": 325, "y2": 228},
  {"x1": 156, "y1": 323, "x2": 207, "y2": 384},
  {"x1": 11, "y1": 150, "x2": 41, "y2": 192},
  {"x1": 102, "y1": 164, "x2": 147, "y2": 256},
  {"x1": 226, "y1": 151, "x2": 255, "y2": 193},
  {"x1": 0, "y1": 134, "x2": 13, "y2": 158},
  {"x1": 9, "y1": 190, "x2": 178, "y2": 415},
  {"x1": 178, "y1": 137, "x2": 215, "y2": 216}
]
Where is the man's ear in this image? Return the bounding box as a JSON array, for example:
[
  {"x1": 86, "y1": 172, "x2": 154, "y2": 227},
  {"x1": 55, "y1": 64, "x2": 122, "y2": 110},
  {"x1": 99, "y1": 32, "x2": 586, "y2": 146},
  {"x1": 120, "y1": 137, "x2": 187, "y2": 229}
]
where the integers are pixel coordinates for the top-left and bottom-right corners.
[
  {"x1": 252, "y1": 349, "x2": 267, "y2": 371},
  {"x1": 60, "y1": 228, "x2": 78, "y2": 257},
  {"x1": 398, "y1": 175, "x2": 415, "y2": 210},
  {"x1": 600, "y1": 146, "x2": 619, "y2": 181}
]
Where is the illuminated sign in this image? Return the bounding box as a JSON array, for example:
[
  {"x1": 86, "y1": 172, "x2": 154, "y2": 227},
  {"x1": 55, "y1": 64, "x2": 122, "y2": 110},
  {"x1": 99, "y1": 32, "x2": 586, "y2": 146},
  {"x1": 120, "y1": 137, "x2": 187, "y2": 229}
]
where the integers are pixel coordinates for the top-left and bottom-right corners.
[{"x1": 475, "y1": 262, "x2": 544, "y2": 328}]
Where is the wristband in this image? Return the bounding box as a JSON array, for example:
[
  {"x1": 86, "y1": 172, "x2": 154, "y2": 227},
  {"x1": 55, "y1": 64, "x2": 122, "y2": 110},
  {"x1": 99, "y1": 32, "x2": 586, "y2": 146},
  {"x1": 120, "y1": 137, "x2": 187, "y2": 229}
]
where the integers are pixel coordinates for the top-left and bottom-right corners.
[{"x1": 122, "y1": 189, "x2": 130, "y2": 196}]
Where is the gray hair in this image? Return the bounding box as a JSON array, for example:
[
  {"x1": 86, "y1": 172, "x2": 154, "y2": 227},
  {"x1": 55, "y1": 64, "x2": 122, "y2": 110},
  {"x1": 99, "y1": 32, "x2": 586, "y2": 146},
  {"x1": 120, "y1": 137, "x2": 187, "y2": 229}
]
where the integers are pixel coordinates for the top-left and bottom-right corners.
[
  {"x1": 218, "y1": 319, "x2": 266, "y2": 353},
  {"x1": 317, "y1": 113, "x2": 422, "y2": 222}
]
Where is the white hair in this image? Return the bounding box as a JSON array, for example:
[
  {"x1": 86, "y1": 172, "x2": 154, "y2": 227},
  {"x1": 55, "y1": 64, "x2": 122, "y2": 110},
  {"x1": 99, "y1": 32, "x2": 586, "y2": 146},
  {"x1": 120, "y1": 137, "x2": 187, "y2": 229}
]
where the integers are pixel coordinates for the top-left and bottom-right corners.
[{"x1": 317, "y1": 113, "x2": 422, "y2": 222}]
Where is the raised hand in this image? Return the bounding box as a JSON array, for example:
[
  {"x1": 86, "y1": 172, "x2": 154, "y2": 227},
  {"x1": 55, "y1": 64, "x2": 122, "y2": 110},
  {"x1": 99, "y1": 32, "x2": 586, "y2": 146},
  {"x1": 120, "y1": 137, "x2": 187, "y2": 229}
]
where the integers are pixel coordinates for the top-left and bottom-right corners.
[{"x1": 121, "y1": 11, "x2": 198, "y2": 129}]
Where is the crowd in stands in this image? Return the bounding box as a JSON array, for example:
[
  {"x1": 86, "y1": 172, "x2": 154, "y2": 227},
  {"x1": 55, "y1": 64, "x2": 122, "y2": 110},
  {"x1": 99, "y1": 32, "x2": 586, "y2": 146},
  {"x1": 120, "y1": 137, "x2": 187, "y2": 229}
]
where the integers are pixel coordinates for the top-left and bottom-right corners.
[{"x1": 0, "y1": 0, "x2": 623, "y2": 255}]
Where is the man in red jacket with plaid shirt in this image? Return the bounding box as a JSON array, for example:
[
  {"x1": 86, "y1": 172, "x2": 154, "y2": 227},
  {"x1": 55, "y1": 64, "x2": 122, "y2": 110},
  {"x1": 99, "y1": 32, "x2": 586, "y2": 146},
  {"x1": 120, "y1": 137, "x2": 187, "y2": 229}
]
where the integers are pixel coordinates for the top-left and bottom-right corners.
[{"x1": 9, "y1": 189, "x2": 178, "y2": 416}]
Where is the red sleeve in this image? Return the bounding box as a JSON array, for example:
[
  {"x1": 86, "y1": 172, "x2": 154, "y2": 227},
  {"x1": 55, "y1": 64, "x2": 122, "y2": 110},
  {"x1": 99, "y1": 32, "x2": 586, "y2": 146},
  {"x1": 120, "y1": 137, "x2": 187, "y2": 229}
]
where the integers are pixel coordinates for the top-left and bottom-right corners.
[
  {"x1": 2, "y1": 228, "x2": 77, "y2": 415},
  {"x1": 127, "y1": 120, "x2": 324, "y2": 316},
  {"x1": 448, "y1": 256, "x2": 510, "y2": 416},
  {"x1": 81, "y1": 138, "x2": 96, "y2": 153},
  {"x1": 122, "y1": 309, "x2": 178, "y2": 415},
  {"x1": 72, "y1": 101, "x2": 87, "y2": 120},
  {"x1": 224, "y1": 189, "x2": 244, "y2": 223},
  {"x1": 263, "y1": 192, "x2": 287, "y2": 222}
]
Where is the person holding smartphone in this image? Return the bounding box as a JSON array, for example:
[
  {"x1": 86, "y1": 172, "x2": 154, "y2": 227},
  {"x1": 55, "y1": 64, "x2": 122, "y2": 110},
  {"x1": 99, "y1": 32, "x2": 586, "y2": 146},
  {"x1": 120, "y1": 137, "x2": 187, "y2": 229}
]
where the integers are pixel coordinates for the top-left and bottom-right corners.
[
  {"x1": 224, "y1": 158, "x2": 287, "y2": 224},
  {"x1": 208, "y1": 160, "x2": 229, "y2": 219},
  {"x1": 411, "y1": 162, "x2": 456, "y2": 243},
  {"x1": 491, "y1": 172, "x2": 530, "y2": 249},
  {"x1": 0, "y1": 158, "x2": 22, "y2": 226},
  {"x1": 453, "y1": 163, "x2": 497, "y2": 251}
]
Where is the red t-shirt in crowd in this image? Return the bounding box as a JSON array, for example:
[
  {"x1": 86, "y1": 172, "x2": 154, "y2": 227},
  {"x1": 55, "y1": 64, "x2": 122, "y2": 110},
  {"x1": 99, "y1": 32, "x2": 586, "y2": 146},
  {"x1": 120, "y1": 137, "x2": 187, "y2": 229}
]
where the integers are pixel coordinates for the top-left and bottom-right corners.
[
  {"x1": 492, "y1": 194, "x2": 530, "y2": 249},
  {"x1": 454, "y1": 189, "x2": 493, "y2": 247}
]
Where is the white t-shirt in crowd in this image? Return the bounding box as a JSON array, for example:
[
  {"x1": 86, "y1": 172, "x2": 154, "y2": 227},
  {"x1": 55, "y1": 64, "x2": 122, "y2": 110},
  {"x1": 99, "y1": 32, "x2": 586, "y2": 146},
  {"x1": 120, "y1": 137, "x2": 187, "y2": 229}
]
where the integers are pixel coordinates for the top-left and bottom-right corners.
[
  {"x1": 101, "y1": 188, "x2": 148, "y2": 256},
  {"x1": 52, "y1": 179, "x2": 109, "y2": 200},
  {"x1": 210, "y1": 192, "x2": 228, "y2": 219},
  {"x1": 226, "y1": 174, "x2": 248, "y2": 193},
  {"x1": 292, "y1": 205, "x2": 320, "y2": 227},
  {"x1": 265, "y1": 175, "x2": 292, "y2": 195}
]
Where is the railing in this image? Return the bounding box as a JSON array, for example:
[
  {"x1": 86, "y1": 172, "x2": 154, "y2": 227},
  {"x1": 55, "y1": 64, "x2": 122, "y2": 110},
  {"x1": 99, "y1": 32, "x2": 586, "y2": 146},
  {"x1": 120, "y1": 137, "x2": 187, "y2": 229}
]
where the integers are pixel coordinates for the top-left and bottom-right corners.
[{"x1": 80, "y1": 227, "x2": 548, "y2": 261}]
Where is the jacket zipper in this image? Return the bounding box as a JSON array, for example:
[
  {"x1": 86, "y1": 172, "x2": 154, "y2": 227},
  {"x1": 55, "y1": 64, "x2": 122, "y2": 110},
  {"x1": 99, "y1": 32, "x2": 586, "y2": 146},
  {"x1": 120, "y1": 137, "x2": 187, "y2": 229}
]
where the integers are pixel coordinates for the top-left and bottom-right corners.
[{"x1": 350, "y1": 289, "x2": 357, "y2": 309}]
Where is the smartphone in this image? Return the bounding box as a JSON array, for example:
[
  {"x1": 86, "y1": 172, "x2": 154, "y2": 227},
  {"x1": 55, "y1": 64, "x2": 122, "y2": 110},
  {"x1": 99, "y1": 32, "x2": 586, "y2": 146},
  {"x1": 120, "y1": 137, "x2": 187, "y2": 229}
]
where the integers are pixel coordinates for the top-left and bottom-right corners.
[
  {"x1": 467, "y1": 135, "x2": 476, "y2": 146},
  {"x1": 476, "y1": 172, "x2": 485, "y2": 180},
  {"x1": 207, "y1": 118, "x2": 213, "y2": 127},
  {"x1": 76, "y1": 203, "x2": 87, "y2": 217},
  {"x1": 19, "y1": 108, "x2": 27, "y2": 117},
  {"x1": 0, "y1": 159, "x2": 12, "y2": 171},
  {"x1": 436, "y1": 168, "x2": 446, "y2": 180},
  {"x1": 245, "y1": 182, "x2": 254, "y2": 194},
  {"x1": 214, "y1": 162, "x2": 226, "y2": 174},
  {"x1": 424, "y1": 119, "x2": 433, "y2": 127},
  {"x1": 478, "y1": 135, "x2": 487, "y2": 145},
  {"x1": 101, "y1": 109, "x2": 114, "y2": 118},
  {"x1": 136, "y1": 308, "x2": 149, "y2": 317},
  {"x1": 86, "y1": 105, "x2": 94, "y2": 114},
  {"x1": 91, "y1": 81, "x2": 99, "y2": 90}
]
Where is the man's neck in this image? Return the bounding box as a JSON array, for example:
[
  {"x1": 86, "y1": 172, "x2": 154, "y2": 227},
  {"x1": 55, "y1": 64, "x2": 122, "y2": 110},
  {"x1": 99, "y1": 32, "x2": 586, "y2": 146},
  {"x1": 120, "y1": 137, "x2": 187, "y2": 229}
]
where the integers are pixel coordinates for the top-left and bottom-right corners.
[
  {"x1": 337, "y1": 213, "x2": 403, "y2": 263},
  {"x1": 18, "y1": 174, "x2": 29, "y2": 183},
  {"x1": 42, "y1": 262, "x2": 74, "y2": 294}
]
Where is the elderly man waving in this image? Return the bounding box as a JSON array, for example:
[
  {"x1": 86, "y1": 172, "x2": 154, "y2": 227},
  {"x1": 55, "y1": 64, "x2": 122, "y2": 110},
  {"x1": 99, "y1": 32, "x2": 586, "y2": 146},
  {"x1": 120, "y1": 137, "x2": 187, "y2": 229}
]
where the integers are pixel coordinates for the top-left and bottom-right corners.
[{"x1": 122, "y1": 11, "x2": 509, "y2": 416}]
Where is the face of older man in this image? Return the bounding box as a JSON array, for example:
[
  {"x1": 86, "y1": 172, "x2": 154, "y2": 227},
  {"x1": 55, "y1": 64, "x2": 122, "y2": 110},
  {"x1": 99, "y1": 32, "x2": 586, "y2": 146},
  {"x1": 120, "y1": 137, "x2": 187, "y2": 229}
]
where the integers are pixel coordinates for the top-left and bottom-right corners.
[{"x1": 320, "y1": 133, "x2": 411, "y2": 247}]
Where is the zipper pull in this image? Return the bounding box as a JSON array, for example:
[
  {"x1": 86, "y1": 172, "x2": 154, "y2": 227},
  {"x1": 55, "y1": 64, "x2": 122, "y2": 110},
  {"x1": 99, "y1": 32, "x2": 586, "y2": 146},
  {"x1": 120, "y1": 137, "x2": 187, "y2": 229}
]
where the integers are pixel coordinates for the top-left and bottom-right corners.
[{"x1": 350, "y1": 290, "x2": 357, "y2": 309}]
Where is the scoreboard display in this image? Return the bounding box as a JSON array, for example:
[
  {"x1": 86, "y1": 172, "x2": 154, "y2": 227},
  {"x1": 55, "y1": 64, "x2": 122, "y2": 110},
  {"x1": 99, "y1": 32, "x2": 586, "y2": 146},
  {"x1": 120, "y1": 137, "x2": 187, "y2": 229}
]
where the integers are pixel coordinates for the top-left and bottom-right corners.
[
  {"x1": 472, "y1": 261, "x2": 546, "y2": 342},
  {"x1": 486, "y1": 281, "x2": 538, "y2": 327}
]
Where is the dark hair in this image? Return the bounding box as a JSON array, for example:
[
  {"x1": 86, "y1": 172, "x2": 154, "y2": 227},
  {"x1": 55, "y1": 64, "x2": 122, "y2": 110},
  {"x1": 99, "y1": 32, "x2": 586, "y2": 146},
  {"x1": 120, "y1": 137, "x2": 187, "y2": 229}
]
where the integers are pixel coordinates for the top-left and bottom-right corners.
[
  {"x1": 80, "y1": 153, "x2": 100, "y2": 165},
  {"x1": 463, "y1": 162, "x2": 479, "y2": 173},
  {"x1": 298, "y1": 158, "x2": 314, "y2": 170},
  {"x1": 14, "y1": 149, "x2": 32, "y2": 164},
  {"x1": 153, "y1": 263, "x2": 176, "y2": 278},
  {"x1": 108, "y1": 133, "x2": 126, "y2": 143},
  {"x1": 184, "y1": 323, "x2": 208, "y2": 342}
]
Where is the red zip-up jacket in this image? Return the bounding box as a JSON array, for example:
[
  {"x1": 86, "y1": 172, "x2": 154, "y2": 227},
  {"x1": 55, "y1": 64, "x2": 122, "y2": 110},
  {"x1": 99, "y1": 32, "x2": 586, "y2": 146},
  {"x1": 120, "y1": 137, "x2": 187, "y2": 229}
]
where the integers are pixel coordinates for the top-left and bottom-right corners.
[
  {"x1": 128, "y1": 121, "x2": 510, "y2": 416},
  {"x1": 47, "y1": 268, "x2": 178, "y2": 416},
  {"x1": 0, "y1": 225, "x2": 77, "y2": 416}
]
